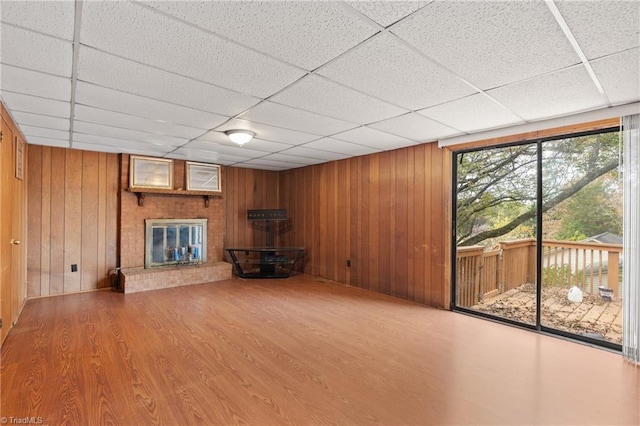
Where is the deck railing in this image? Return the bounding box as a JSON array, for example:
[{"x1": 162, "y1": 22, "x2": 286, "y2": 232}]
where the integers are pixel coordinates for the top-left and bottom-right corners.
[{"x1": 456, "y1": 238, "x2": 622, "y2": 307}]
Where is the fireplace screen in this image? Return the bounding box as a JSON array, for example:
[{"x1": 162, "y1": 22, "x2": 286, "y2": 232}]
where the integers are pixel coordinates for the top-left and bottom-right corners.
[{"x1": 145, "y1": 219, "x2": 207, "y2": 268}]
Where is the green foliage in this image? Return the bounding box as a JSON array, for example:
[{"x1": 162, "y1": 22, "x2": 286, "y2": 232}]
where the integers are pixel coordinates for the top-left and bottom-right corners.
[{"x1": 456, "y1": 130, "x2": 622, "y2": 247}]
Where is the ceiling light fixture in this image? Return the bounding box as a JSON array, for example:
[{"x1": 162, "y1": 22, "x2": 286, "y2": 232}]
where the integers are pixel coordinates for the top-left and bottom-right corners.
[{"x1": 225, "y1": 130, "x2": 255, "y2": 145}]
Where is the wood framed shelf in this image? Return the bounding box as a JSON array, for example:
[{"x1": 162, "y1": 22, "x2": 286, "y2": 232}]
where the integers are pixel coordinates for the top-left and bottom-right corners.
[{"x1": 126, "y1": 188, "x2": 222, "y2": 207}]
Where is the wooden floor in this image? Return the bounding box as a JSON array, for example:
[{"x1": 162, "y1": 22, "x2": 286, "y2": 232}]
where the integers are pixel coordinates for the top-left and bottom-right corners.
[
  {"x1": 472, "y1": 284, "x2": 624, "y2": 343},
  {"x1": 1, "y1": 275, "x2": 638, "y2": 425}
]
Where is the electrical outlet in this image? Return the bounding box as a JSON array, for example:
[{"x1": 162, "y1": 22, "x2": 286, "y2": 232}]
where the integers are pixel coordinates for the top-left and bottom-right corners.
[
  {"x1": 71, "y1": 264, "x2": 78, "y2": 272},
  {"x1": 347, "y1": 259, "x2": 351, "y2": 267}
]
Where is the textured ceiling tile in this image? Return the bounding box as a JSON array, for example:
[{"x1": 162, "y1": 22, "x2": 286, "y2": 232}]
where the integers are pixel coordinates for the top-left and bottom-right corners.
[
  {"x1": 489, "y1": 66, "x2": 608, "y2": 121},
  {"x1": 193, "y1": 133, "x2": 294, "y2": 153},
  {"x1": 240, "y1": 101, "x2": 358, "y2": 135},
  {"x1": 391, "y1": 1, "x2": 578, "y2": 89},
  {"x1": 1, "y1": 26, "x2": 72, "y2": 76},
  {"x1": 76, "y1": 47, "x2": 260, "y2": 117},
  {"x1": 368, "y1": 113, "x2": 460, "y2": 142},
  {"x1": 302, "y1": 138, "x2": 381, "y2": 156},
  {"x1": 270, "y1": 74, "x2": 408, "y2": 124},
  {"x1": 73, "y1": 121, "x2": 187, "y2": 148},
  {"x1": 74, "y1": 105, "x2": 205, "y2": 139},
  {"x1": 346, "y1": 1, "x2": 431, "y2": 27},
  {"x1": 80, "y1": 1, "x2": 304, "y2": 97},
  {"x1": 418, "y1": 94, "x2": 524, "y2": 133},
  {"x1": 10, "y1": 111, "x2": 69, "y2": 131},
  {"x1": 73, "y1": 140, "x2": 170, "y2": 156},
  {"x1": 182, "y1": 140, "x2": 268, "y2": 157},
  {"x1": 75, "y1": 82, "x2": 227, "y2": 129},
  {"x1": 331, "y1": 126, "x2": 415, "y2": 150},
  {"x1": 169, "y1": 147, "x2": 252, "y2": 164},
  {"x1": 72, "y1": 132, "x2": 181, "y2": 151},
  {"x1": 240, "y1": 158, "x2": 306, "y2": 170},
  {"x1": 0, "y1": 65, "x2": 71, "y2": 101},
  {"x1": 24, "y1": 135, "x2": 69, "y2": 148},
  {"x1": 231, "y1": 163, "x2": 290, "y2": 171},
  {"x1": 0, "y1": 92, "x2": 69, "y2": 119},
  {"x1": 143, "y1": 1, "x2": 378, "y2": 70},
  {"x1": 261, "y1": 153, "x2": 326, "y2": 166},
  {"x1": 1, "y1": 1, "x2": 75, "y2": 40},
  {"x1": 556, "y1": 0, "x2": 640, "y2": 60},
  {"x1": 279, "y1": 146, "x2": 352, "y2": 161},
  {"x1": 17, "y1": 125, "x2": 70, "y2": 141},
  {"x1": 215, "y1": 118, "x2": 319, "y2": 145},
  {"x1": 592, "y1": 48, "x2": 640, "y2": 106},
  {"x1": 318, "y1": 32, "x2": 476, "y2": 110}
]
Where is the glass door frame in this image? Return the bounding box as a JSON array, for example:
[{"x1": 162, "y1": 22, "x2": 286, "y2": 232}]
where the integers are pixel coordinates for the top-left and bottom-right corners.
[{"x1": 450, "y1": 128, "x2": 622, "y2": 352}]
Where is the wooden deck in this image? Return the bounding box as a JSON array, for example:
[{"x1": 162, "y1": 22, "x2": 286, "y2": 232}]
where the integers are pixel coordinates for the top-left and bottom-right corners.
[{"x1": 472, "y1": 284, "x2": 623, "y2": 343}]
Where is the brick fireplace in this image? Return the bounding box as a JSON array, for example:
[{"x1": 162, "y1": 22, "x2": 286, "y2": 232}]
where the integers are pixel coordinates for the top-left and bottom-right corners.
[{"x1": 118, "y1": 155, "x2": 231, "y2": 293}]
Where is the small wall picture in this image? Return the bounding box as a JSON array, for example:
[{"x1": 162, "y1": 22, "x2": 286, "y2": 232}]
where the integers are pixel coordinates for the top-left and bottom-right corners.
[
  {"x1": 186, "y1": 162, "x2": 221, "y2": 192},
  {"x1": 129, "y1": 155, "x2": 173, "y2": 189}
]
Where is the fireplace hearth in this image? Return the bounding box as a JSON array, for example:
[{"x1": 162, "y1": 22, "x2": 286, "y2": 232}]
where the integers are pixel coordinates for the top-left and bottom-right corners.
[{"x1": 145, "y1": 218, "x2": 207, "y2": 268}]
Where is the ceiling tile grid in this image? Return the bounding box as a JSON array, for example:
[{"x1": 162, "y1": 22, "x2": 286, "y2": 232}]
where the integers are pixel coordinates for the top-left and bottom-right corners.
[
  {"x1": 0, "y1": 1, "x2": 638, "y2": 170},
  {"x1": 389, "y1": 0, "x2": 579, "y2": 90}
]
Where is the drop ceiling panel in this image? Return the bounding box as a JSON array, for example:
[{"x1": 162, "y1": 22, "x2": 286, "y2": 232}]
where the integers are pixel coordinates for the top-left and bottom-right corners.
[
  {"x1": 418, "y1": 94, "x2": 524, "y2": 133},
  {"x1": 592, "y1": 48, "x2": 640, "y2": 106},
  {"x1": 10, "y1": 111, "x2": 69, "y2": 131},
  {"x1": 271, "y1": 74, "x2": 407, "y2": 124},
  {"x1": 489, "y1": 66, "x2": 608, "y2": 122},
  {"x1": 231, "y1": 163, "x2": 288, "y2": 172},
  {"x1": 80, "y1": 1, "x2": 304, "y2": 98},
  {"x1": 240, "y1": 102, "x2": 357, "y2": 135},
  {"x1": 332, "y1": 126, "x2": 415, "y2": 151},
  {"x1": 181, "y1": 140, "x2": 268, "y2": 158},
  {"x1": 279, "y1": 146, "x2": 352, "y2": 162},
  {"x1": 0, "y1": 92, "x2": 69, "y2": 119},
  {"x1": 74, "y1": 105, "x2": 205, "y2": 139},
  {"x1": 368, "y1": 113, "x2": 460, "y2": 142},
  {"x1": 1, "y1": 1, "x2": 75, "y2": 40},
  {"x1": 238, "y1": 158, "x2": 307, "y2": 170},
  {"x1": 318, "y1": 32, "x2": 476, "y2": 110},
  {"x1": 302, "y1": 138, "x2": 381, "y2": 156},
  {"x1": 72, "y1": 133, "x2": 176, "y2": 153},
  {"x1": 390, "y1": 1, "x2": 578, "y2": 90},
  {"x1": 25, "y1": 136, "x2": 69, "y2": 148},
  {"x1": 76, "y1": 48, "x2": 259, "y2": 117},
  {"x1": 168, "y1": 148, "x2": 253, "y2": 165},
  {"x1": 192, "y1": 133, "x2": 294, "y2": 154},
  {"x1": 555, "y1": 1, "x2": 640, "y2": 60},
  {"x1": 75, "y1": 82, "x2": 228, "y2": 129},
  {"x1": 0, "y1": 65, "x2": 71, "y2": 101},
  {"x1": 73, "y1": 142, "x2": 167, "y2": 156},
  {"x1": 346, "y1": 1, "x2": 430, "y2": 28},
  {"x1": 17, "y1": 125, "x2": 70, "y2": 142},
  {"x1": 215, "y1": 119, "x2": 319, "y2": 145},
  {"x1": 143, "y1": 1, "x2": 379, "y2": 71},
  {"x1": 73, "y1": 121, "x2": 187, "y2": 148},
  {"x1": 260, "y1": 153, "x2": 326, "y2": 166},
  {"x1": 1, "y1": 26, "x2": 72, "y2": 77}
]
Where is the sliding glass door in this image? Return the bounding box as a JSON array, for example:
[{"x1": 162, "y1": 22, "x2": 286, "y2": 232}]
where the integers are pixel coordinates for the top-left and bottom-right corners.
[{"x1": 453, "y1": 129, "x2": 622, "y2": 349}]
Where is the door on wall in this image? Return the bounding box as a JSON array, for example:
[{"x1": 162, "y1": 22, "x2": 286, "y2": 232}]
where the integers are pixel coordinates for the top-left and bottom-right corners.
[
  {"x1": 1, "y1": 117, "x2": 15, "y2": 344},
  {"x1": 452, "y1": 128, "x2": 623, "y2": 349}
]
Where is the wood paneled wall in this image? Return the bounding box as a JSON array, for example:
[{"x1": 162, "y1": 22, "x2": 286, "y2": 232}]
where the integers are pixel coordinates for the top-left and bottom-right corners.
[
  {"x1": 279, "y1": 143, "x2": 451, "y2": 309},
  {"x1": 27, "y1": 146, "x2": 119, "y2": 297},
  {"x1": 223, "y1": 167, "x2": 280, "y2": 250}
]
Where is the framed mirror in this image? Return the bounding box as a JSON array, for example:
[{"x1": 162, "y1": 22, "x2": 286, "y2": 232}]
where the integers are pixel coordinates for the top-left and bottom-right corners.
[
  {"x1": 129, "y1": 155, "x2": 173, "y2": 189},
  {"x1": 186, "y1": 162, "x2": 221, "y2": 192}
]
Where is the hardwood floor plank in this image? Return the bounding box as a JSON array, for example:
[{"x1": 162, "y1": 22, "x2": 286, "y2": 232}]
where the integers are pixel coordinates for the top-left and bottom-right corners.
[{"x1": 1, "y1": 276, "x2": 638, "y2": 425}]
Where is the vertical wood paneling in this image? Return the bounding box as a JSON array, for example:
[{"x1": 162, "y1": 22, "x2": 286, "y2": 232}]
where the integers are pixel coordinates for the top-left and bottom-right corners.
[
  {"x1": 27, "y1": 146, "x2": 42, "y2": 297},
  {"x1": 64, "y1": 150, "x2": 83, "y2": 293},
  {"x1": 81, "y1": 151, "x2": 99, "y2": 290},
  {"x1": 223, "y1": 167, "x2": 280, "y2": 251},
  {"x1": 49, "y1": 148, "x2": 66, "y2": 295},
  {"x1": 278, "y1": 142, "x2": 449, "y2": 309},
  {"x1": 26, "y1": 146, "x2": 119, "y2": 297}
]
